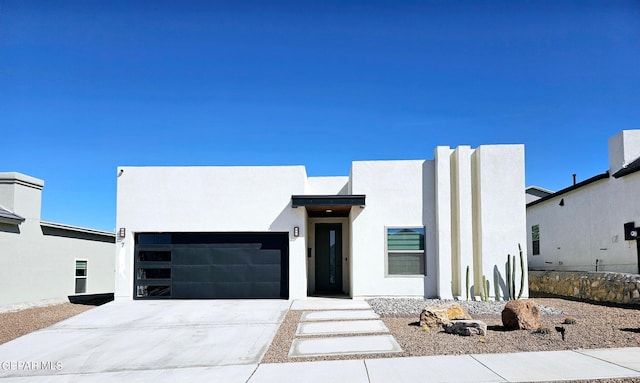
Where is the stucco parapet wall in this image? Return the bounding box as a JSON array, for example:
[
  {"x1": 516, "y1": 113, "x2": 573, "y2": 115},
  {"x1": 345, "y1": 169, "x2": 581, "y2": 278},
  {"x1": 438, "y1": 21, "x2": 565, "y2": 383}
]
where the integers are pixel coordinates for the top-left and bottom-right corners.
[
  {"x1": 529, "y1": 270, "x2": 640, "y2": 305},
  {"x1": 0, "y1": 172, "x2": 45, "y2": 190}
]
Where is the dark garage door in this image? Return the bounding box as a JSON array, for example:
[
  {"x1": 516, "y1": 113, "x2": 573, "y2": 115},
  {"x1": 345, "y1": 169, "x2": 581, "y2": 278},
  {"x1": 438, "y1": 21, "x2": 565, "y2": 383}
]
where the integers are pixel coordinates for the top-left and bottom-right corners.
[{"x1": 134, "y1": 232, "x2": 289, "y2": 299}]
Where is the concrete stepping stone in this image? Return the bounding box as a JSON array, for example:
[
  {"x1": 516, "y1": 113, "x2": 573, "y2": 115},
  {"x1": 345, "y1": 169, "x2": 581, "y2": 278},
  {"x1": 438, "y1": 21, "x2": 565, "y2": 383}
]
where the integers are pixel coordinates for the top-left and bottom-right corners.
[
  {"x1": 296, "y1": 320, "x2": 389, "y2": 336},
  {"x1": 290, "y1": 299, "x2": 371, "y2": 311},
  {"x1": 289, "y1": 335, "x2": 402, "y2": 358},
  {"x1": 300, "y1": 310, "x2": 379, "y2": 322}
]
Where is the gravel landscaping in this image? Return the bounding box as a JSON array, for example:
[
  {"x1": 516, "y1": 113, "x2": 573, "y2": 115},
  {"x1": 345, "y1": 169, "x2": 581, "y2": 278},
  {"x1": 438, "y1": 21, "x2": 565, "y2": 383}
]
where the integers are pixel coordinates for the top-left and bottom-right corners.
[
  {"x1": 262, "y1": 298, "x2": 640, "y2": 365},
  {"x1": 0, "y1": 303, "x2": 94, "y2": 345}
]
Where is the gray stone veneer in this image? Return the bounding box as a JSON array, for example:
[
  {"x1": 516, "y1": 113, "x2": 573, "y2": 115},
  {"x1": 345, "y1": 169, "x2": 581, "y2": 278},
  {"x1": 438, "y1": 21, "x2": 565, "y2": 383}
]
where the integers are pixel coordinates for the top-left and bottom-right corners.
[{"x1": 529, "y1": 270, "x2": 640, "y2": 305}]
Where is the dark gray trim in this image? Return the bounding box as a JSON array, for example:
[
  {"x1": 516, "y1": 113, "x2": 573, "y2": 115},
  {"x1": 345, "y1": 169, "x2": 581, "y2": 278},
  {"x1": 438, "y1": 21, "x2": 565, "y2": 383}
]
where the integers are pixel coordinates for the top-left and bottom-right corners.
[
  {"x1": 291, "y1": 195, "x2": 366, "y2": 208},
  {"x1": 525, "y1": 187, "x2": 553, "y2": 199},
  {"x1": 41, "y1": 224, "x2": 116, "y2": 243},
  {"x1": 612, "y1": 157, "x2": 640, "y2": 179},
  {"x1": 526, "y1": 172, "x2": 610, "y2": 208},
  {"x1": 0, "y1": 207, "x2": 25, "y2": 225}
]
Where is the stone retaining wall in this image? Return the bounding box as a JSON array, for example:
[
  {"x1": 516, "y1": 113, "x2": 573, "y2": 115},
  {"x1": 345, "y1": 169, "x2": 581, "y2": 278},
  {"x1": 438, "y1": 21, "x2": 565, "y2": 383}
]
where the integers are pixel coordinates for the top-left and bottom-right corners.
[{"x1": 529, "y1": 270, "x2": 640, "y2": 305}]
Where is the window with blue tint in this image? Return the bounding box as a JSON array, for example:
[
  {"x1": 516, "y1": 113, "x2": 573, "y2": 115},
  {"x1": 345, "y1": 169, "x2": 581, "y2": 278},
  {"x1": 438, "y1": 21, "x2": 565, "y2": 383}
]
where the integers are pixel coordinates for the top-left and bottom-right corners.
[{"x1": 386, "y1": 227, "x2": 425, "y2": 275}]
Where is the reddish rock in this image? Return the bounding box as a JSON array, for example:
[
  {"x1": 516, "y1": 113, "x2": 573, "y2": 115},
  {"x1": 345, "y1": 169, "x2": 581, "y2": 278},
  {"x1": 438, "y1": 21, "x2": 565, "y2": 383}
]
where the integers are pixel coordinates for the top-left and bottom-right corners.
[{"x1": 501, "y1": 299, "x2": 540, "y2": 330}]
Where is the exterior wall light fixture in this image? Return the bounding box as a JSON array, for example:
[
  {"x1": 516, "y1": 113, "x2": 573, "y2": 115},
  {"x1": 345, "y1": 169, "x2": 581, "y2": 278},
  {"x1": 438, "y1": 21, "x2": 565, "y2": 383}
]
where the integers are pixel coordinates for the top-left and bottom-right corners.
[
  {"x1": 293, "y1": 226, "x2": 299, "y2": 237},
  {"x1": 118, "y1": 227, "x2": 126, "y2": 237}
]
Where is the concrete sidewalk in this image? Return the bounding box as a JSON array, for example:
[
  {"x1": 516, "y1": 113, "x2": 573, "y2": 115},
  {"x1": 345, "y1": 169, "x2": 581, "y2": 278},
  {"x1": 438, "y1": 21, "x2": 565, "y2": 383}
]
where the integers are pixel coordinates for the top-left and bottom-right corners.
[
  {"x1": 251, "y1": 347, "x2": 640, "y2": 383},
  {"x1": 0, "y1": 297, "x2": 638, "y2": 382}
]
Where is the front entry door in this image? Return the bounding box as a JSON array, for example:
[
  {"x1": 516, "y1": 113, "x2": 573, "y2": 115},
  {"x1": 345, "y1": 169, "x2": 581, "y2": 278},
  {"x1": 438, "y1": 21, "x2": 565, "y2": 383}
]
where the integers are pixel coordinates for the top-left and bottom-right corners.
[{"x1": 315, "y1": 223, "x2": 342, "y2": 293}]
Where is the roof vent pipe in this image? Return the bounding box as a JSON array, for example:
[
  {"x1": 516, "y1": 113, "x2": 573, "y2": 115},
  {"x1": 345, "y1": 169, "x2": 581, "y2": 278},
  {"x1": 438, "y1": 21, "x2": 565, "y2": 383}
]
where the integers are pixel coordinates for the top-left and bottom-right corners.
[{"x1": 572, "y1": 173, "x2": 577, "y2": 185}]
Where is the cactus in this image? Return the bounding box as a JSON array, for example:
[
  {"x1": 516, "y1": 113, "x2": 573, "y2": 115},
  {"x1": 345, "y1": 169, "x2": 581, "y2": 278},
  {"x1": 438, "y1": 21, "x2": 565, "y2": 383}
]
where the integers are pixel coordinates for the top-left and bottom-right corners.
[
  {"x1": 511, "y1": 255, "x2": 516, "y2": 300},
  {"x1": 481, "y1": 275, "x2": 489, "y2": 302},
  {"x1": 518, "y1": 244, "x2": 525, "y2": 299},
  {"x1": 505, "y1": 243, "x2": 526, "y2": 301},
  {"x1": 466, "y1": 265, "x2": 470, "y2": 301}
]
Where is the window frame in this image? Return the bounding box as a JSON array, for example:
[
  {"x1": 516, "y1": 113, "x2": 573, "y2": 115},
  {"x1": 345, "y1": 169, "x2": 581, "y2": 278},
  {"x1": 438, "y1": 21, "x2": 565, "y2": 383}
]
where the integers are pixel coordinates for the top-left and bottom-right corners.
[
  {"x1": 75, "y1": 259, "x2": 88, "y2": 294},
  {"x1": 531, "y1": 224, "x2": 540, "y2": 256},
  {"x1": 384, "y1": 226, "x2": 426, "y2": 277}
]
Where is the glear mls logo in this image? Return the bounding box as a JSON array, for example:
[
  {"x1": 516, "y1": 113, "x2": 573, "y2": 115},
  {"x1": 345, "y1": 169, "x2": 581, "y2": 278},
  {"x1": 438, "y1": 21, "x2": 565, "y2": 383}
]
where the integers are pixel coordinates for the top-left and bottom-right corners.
[{"x1": 1, "y1": 361, "x2": 63, "y2": 371}]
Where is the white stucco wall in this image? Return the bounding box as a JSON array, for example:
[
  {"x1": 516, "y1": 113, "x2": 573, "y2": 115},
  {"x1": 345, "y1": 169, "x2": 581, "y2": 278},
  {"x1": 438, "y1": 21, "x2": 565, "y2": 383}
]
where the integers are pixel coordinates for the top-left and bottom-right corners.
[
  {"x1": 115, "y1": 166, "x2": 309, "y2": 299},
  {"x1": 0, "y1": 173, "x2": 115, "y2": 307},
  {"x1": 434, "y1": 145, "x2": 527, "y2": 300},
  {"x1": 527, "y1": 173, "x2": 640, "y2": 273},
  {"x1": 349, "y1": 160, "x2": 438, "y2": 298},
  {"x1": 306, "y1": 176, "x2": 349, "y2": 195},
  {"x1": 609, "y1": 130, "x2": 640, "y2": 174},
  {"x1": 473, "y1": 145, "x2": 528, "y2": 298}
]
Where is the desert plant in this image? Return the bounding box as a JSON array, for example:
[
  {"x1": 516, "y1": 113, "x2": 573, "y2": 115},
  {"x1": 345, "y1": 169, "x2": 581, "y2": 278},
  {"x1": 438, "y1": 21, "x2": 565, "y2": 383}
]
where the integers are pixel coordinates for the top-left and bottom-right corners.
[
  {"x1": 466, "y1": 265, "x2": 470, "y2": 301},
  {"x1": 563, "y1": 316, "x2": 577, "y2": 325},
  {"x1": 533, "y1": 327, "x2": 551, "y2": 334},
  {"x1": 482, "y1": 275, "x2": 489, "y2": 302},
  {"x1": 511, "y1": 255, "x2": 516, "y2": 299},
  {"x1": 518, "y1": 244, "x2": 525, "y2": 299},
  {"x1": 505, "y1": 243, "x2": 526, "y2": 300}
]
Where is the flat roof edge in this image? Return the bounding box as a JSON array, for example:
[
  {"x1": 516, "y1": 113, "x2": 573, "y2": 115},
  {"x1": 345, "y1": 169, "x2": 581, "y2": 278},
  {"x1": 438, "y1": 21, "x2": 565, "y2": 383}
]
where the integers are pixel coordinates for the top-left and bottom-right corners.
[
  {"x1": 40, "y1": 221, "x2": 115, "y2": 238},
  {"x1": 526, "y1": 172, "x2": 610, "y2": 208}
]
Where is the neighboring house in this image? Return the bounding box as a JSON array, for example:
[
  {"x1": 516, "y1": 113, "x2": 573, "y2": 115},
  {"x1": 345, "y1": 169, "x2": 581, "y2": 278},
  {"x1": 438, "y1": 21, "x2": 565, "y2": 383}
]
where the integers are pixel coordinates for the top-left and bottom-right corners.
[
  {"x1": 0, "y1": 172, "x2": 115, "y2": 307},
  {"x1": 527, "y1": 130, "x2": 640, "y2": 274},
  {"x1": 525, "y1": 186, "x2": 553, "y2": 204},
  {"x1": 115, "y1": 144, "x2": 526, "y2": 301}
]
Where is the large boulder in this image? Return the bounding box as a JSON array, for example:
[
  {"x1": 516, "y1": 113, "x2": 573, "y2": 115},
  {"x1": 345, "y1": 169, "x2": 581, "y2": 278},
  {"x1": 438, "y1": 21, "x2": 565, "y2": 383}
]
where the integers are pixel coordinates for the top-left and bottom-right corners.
[
  {"x1": 501, "y1": 299, "x2": 541, "y2": 330},
  {"x1": 420, "y1": 302, "x2": 471, "y2": 328},
  {"x1": 443, "y1": 320, "x2": 487, "y2": 336}
]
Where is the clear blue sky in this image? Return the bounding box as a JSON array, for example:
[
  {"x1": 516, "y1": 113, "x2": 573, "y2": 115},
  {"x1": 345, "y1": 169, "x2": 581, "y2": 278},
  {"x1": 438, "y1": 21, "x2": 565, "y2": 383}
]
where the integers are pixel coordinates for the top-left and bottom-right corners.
[{"x1": 1, "y1": 0, "x2": 639, "y2": 232}]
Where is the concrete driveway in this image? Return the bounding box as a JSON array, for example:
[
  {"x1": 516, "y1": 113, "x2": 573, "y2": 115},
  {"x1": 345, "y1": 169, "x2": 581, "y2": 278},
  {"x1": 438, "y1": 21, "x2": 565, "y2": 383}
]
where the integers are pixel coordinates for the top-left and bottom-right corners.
[{"x1": 0, "y1": 299, "x2": 291, "y2": 382}]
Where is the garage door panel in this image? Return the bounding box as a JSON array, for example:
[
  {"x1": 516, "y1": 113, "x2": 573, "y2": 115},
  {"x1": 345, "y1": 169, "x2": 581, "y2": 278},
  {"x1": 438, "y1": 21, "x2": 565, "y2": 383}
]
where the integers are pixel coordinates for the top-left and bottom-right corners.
[
  {"x1": 172, "y1": 282, "x2": 281, "y2": 299},
  {"x1": 172, "y1": 264, "x2": 281, "y2": 283},
  {"x1": 172, "y1": 248, "x2": 281, "y2": 266},
  {"x1": 134, "y1": 232, "x2": 288, "y2": 299}
]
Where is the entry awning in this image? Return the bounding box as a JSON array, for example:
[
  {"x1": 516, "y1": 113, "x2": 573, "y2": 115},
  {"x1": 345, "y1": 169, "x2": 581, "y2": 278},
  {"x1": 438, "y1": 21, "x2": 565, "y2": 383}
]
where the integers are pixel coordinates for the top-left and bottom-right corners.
[{"x1": 291, "y1": 195, "x2": 366, "y2": 217}]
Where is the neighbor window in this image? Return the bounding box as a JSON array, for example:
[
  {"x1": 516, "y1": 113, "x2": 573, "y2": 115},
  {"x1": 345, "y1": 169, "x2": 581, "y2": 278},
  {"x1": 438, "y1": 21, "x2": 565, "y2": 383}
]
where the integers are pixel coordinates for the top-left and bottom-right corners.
[
  {"x1": 386, "y1": 227, "x2": 425, "y2": 275},
  {"x1": 75, "y1": 260, "x2": 87, "y2": 293},
  {"x1": 532, "y1": 225, "x2": 540, "y2": 256}
]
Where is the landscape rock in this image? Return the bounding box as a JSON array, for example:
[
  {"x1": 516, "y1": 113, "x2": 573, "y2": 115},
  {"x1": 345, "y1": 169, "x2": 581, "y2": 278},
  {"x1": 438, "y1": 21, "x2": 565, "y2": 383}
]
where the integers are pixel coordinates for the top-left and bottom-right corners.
[
  {"x1": 501, "y1": 299, "x2": 540, "y2": 330},
  {"x1": 420, "y1": 303, "x2": 471, "y2": 328},
  {"x1": 443, "y1": 320, "x2": 487, "y2": 336}
]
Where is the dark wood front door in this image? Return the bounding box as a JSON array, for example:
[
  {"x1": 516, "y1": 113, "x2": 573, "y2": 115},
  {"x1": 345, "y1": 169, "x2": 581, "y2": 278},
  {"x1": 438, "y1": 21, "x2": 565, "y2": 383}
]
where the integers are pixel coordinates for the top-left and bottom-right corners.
[{"x1": 315, "y1": 223, "x2": 342, "y2": 293}]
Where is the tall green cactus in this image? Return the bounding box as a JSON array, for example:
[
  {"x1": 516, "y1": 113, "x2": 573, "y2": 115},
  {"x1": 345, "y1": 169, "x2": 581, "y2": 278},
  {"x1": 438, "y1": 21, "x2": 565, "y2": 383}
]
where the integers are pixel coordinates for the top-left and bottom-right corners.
[
  {"x1": 505, "y1": 243, "x2": 526, "y2": 300},
  {"x1": 518, "y1": 243, "x2": 525, "y2": 299},
  {"x1": 511, "y1": 255, "x2": 516, "y2": 300},
  {"x1": 465, "y1": 265, "x2": 470, "y2": 301},
  {"x1": 481, "y1": 275, "x2": 489, "y2": 302}
]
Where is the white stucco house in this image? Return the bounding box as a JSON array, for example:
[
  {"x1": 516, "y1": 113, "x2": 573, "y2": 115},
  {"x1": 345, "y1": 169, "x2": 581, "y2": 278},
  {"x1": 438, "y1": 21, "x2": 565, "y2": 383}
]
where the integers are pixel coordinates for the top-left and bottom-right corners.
[
  {"x1": 115, "y1": 144, "x2": 527, "y2": 301},
  {"x1": 0, "y1": 172, "x2": 116, "y2": 308},
  {"x1": 527, "y1": 130, "x2": 640, "y2": 274}
]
